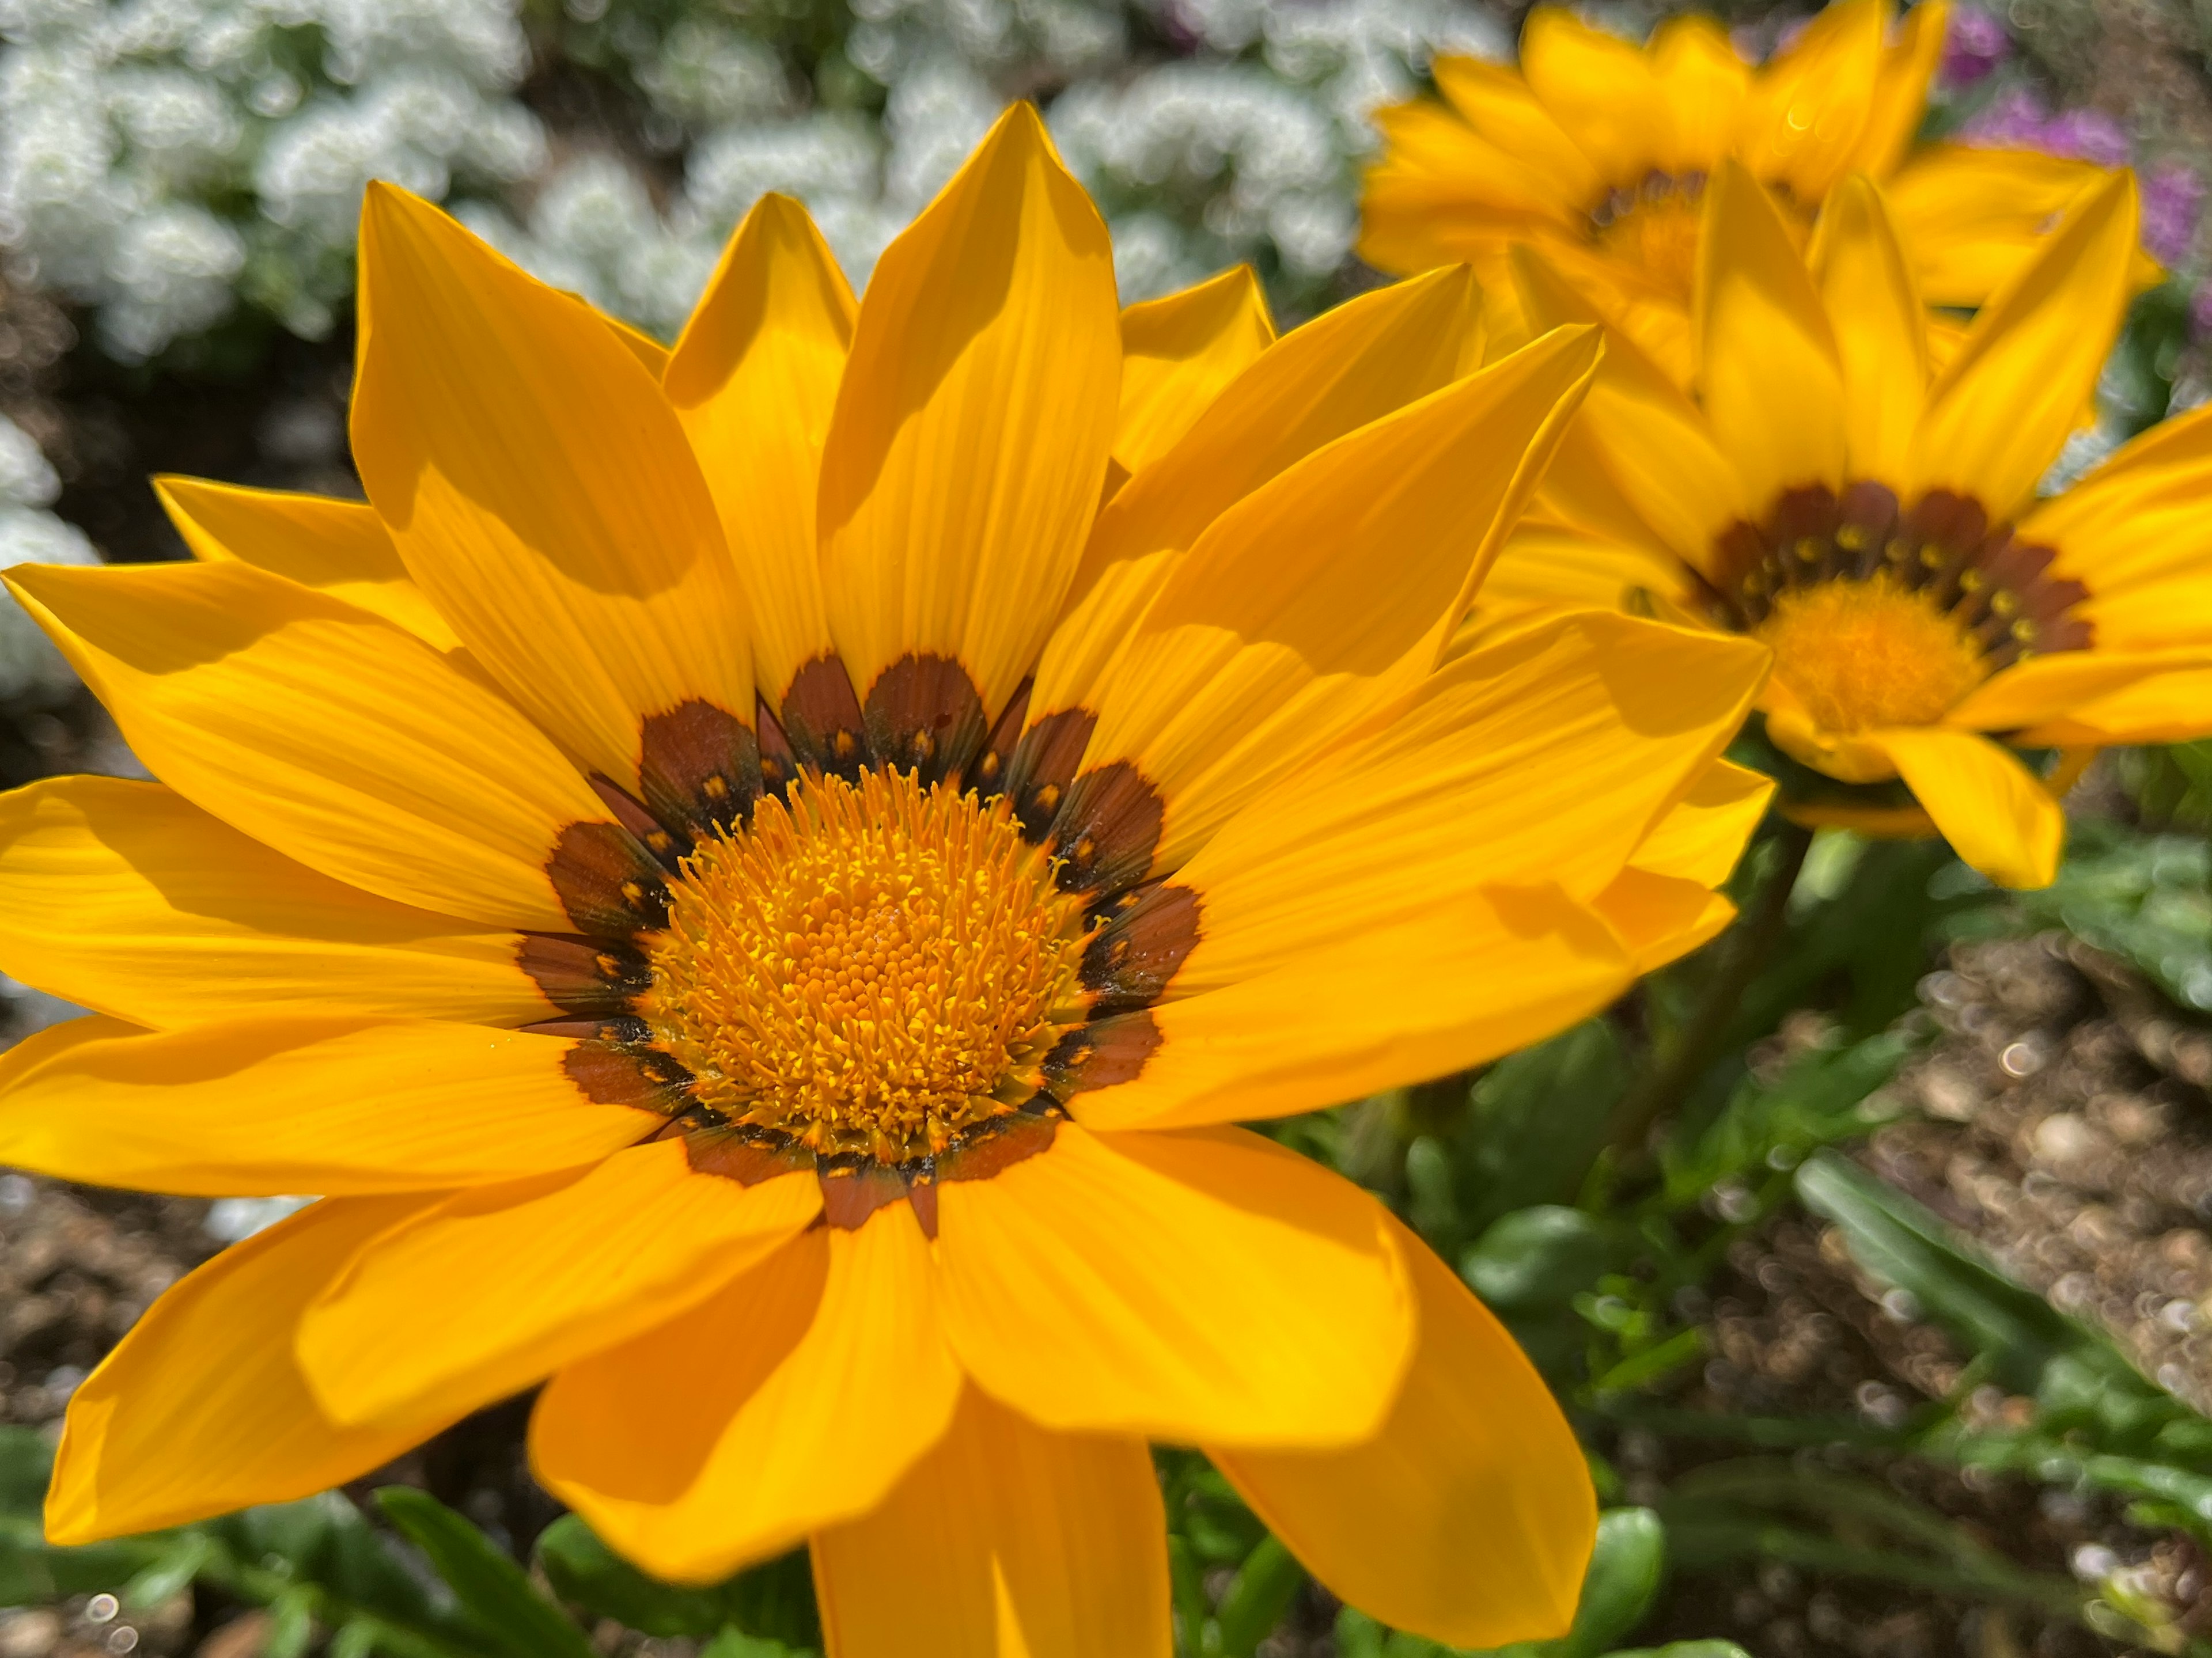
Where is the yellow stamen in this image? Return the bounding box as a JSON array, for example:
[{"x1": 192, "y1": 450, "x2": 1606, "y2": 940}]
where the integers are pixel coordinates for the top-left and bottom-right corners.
[
  {"x1": 1593, "y1": 192, "x2": 1703, "y2": 300},
  {"x1": 1759, "y1": 575, "x2": 1988, "y2": 733},
  {"x1": 641, "y1": 769, "x2": 1092, "y2": 1164}
]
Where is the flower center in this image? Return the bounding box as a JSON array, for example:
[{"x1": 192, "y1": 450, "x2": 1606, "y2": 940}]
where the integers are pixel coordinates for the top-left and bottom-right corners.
[
  {"x1": 1759, "y1": 575, "x2": 1988, "y2": 731},
  {"x1": 1590, "y1": 172, "x2": 1708, "y2": 299},
  {"x1": 638, "y1": 768, "x2": 1093, "y2": 1166}
]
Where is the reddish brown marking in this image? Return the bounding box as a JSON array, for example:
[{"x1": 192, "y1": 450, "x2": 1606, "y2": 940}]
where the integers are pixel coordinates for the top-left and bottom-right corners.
[
  {"x1": 640, "y1": 700, "x2": 762, "y2": 839},
  {"x1": 756, "y1": 693, "x2": 797, "y2": 798},
  {"x1": 907, "y1": 1176, "x2": 940, "y2": 1238},
  {"x1": 863, "y1": 653, "x2": 987, "y2": 786},
  {"x1": 781, "y1": 656, "x2": 868, "y2": 779},
  {"x1": 687, "y1": 1131, "x2": 816, "y2": 1186},
  {"x1": 1082, "y1": 882, "x2": 1202, "y2": 1014},
  {"x1": 818, "y1": 1161, "x2": 912, "y2": 1229},
  {"x1": 937, "y1": 1109, "x2": 1061, "y2": 1181},
  {"x1": 563, "y1": 1040, "x2": 695, "y2": 1110},
  {"x1": 589, "y1": 777, "x2": 684, "y2": 871},
  {"x1": 519, "y1": 1014, "x2": 650, "y2": 1042},
  {"x1": 1043, "y1": 1012, "x2": 1162, "y2": 1097},
  {"x1": 1003, "y1": 707, "x2": 1096, "y2": 842},
  {"x1": 1048, "y1": 760, "x2": 1163, "y2": 898},
  {"x1": 546, "y1": 822, "x2": 671, "y2": 939},
  {"x1": 516, "y1": 932, "x2": 652, "y2": 1016},
  {"x1": 970, "y1": 677, "x2": 1032, "y2": 800}
]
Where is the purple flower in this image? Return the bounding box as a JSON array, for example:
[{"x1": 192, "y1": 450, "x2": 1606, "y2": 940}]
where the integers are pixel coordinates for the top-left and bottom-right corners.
[
  {"x1": 1940, "y1": 5, "x2": 2010, "y2": 88},
  {"x1": 2144, "y1": 165, "x2": 2205, "y2": 267},
  {"x1": 1960, "y1": 89, "x2": 2132, "y2": 167}
]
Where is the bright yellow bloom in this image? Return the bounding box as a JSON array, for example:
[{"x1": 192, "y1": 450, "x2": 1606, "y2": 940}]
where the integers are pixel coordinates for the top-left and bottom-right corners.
[
  {"x1": 0, "y1": 108, "x2": 1770, "y2": 1654},
  {"x1": 1476, "y1": 159, "x2": 2212, "y2": 893},
  {"x1": 1361, "y1": 0, "x2": 2139, "y2": 383}
]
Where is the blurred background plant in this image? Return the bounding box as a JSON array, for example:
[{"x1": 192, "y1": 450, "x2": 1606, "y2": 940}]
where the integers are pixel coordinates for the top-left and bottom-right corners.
[{"x1": 9, "y1": 0, "x2": 2212, "y2": 1655}]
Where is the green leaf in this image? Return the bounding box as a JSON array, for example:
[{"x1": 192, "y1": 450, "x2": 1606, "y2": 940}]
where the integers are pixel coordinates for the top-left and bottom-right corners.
[
  {"x1": 373, "y1": 1488, "x2": 596, "y2": 1658},
  {"x1": 0, "y1": 1429, "x2": 51, "y2": 1519},
  {"x1": 1214, "y1": 1534, "x2": 1306, "y2": 1658},
  {"x1": 1460, "y1": 1022, "x2": 1630, "y2": 1235},
  {"x1": 1461, "y1": 1208, "x2": 1624, "y2": 1316},
  {"x1": 1607, "y1": 1645, "x2": 1753, "y2": 1657},
  {"x1": 265, "y1": 1588, "x2": 316, "y2": 1658},
  {"x1": 1555, "y1": 1509, "x2": 1666, "y2": 1658},
  {"x1": 701, "y1": 1632, "x2": 810, "y2": 1658},
  {"x1": 535, "y1": 1513, "x2": 729, "y2": 1638},
  {"x1": 1661, "y1": 1034, "x2": 1912, "y2": 1205},
  {"x1": 123, "y1": 1534, "x2": 215, "y2": 1609}
]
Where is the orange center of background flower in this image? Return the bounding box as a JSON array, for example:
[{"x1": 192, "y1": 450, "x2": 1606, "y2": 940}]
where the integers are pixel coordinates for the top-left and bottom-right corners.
[
  {"x1": 1759, "y1": 574, "x2": 1990, "y2": 732},
  {"x1": 1594, "y1": 185, "x2": 1706, "y2": 299},
  {"x1": 639, "y1": 768, "x2": 1093, "y2": 1166}
]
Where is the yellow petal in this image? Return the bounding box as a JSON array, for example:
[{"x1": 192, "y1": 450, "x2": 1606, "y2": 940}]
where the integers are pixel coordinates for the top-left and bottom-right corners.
[
  {"x1": 1883, "y1": 144, "x2": 2126, "y2": 308},
  {"x1": 1650, "y1": 16, "x2": 1751, "y2": 172},
  {"x1": 2016, "y1": 666, "x2": 2212, "y2": 746},
  {"x1": 47, "y1": 1193, "x2": 450, "y2": 1543},
  {"x1": 156, "y1": 476, "x2": 459, "y2": 651},
  {"x1": 1433, "y1": 55, "x2": 1604, "y2": 206},
  {"x1": 7, "y1": 560, "x2": 628, "y2": 934},
  {"x1": 603, "y1": 312, "x2": 672, "y2": 376},
  {"x1": 0, "y1": 775, "x2": 550, "y2": 1029},
  {"x1": 1909, "y1": 171, "x2": 2140, "y2": 521},
  {"x1": 813, "y1": 1388, "x2": 1168, "y2": 1658},
  {"x1": 298, "y1": 1143, "x2": 820, "y2": 1428},
  {"x1": 1073, "y1": 325, "x2": 1600, "y2": 876},
  {"x1": 935, "y1": 1124, "x2": 1411, "y2": 1448},
  {"x1": 1164, "y1": 611, "x2": 1767, "y2": 994},
  {"x1": 1872, "y1": 726, "x2": 2063, "y2": 888},
  {"x1": 1591, "y1": 866, "x2": 1738, "y2": 972},
  {"x1": 817, "y1": 104, "x2": 1119, "y2": 727},
  {"x1": 1472, "y1": 521, "x2": 1700, "y2": 627},
  {"x1": 1627, "y1": 757, "x2": 1775, "y2": 888},
  {"x1": 1074, "y1": 884, "x2": 1634, "y2": 1132},
  {"x1": 1695, "y1": 160, "x2": 1845, "y2": 508},
  {"x1": 2020, "y1": 399, "x2": 2212, "y2": 652},
  {"x1": 1948, "y1": 650, "x2": 2212, "y2": 731},
  {"x1": 1519, "y1": 10, "x2": 1673, "y2": 184},
  {"x1": 1115, "y1": 265, "x2": 1276, "y2": 478},
  {"x1": 1212, "y1": 1215, "x2": 1594, "y2": 1650},
  {"x1": 353, "y1": 183, "x2": 753, "y2": 801},
  {"x1": 664, "y1": 194, "x2": 855, "y2": 706},
  {"x1": 1355, "y1": 100, "x2": 1569, "y2": 279},
  {"x1": 532, "y1": 1203, "x2": 961, "y2": 1584},
  {"x1": 0, "y1": 1014, "x2": 656, "y2": 1196},
  {"x1": 1849, "y1": 0, "x2": 1947, "y2": 179},
  {"x1": 1738, "y1": 0, "x2": 1885, "y2": 201},
  {"x1": 1810, "y1": 174, "x2": 1929, "y2": 483}
]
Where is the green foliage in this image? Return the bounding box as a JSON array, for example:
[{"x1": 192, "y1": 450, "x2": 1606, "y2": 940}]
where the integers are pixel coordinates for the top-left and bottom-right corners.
[{"x1": 535, "y1": 1515, "x2": 819, "y2": 1651}]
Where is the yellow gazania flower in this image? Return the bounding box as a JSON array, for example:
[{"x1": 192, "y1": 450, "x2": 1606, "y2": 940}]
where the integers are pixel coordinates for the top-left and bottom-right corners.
[
  {"x1": 0, "y1": 108, "x2": 1770, "y2": 1654},
  {"x1": 1361, "y1": 0, "x2": 2138, "y2": 384},
  {"x1": 1476, "y1": 158, "x2": 2212, "y2": 893}
]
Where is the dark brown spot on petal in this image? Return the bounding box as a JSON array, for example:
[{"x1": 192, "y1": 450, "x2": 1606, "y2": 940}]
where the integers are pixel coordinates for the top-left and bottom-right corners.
[
  {"x1": 756, "y1": 693, "x2": 797, "y2": 798},
  {"x1": 906, "y1": 1174, "x2": 940, "y2": 1238},
  {"x1": 563, "y1": 1039, "x2": 695, "y2": 1111},
  {"x1": 781, "y1": 655, "x2": 868, "y2": 780},
  {"x1": 937, "y1": 1108, "x2": 1060, "y2": 1182},
  {"x1": 1048, "y1": 760, "x2": 1163, "y2": 898},
  {"x1": 1043, "y1": 1011, "x2": 1162, "y2": 1098},
  {"x1": 862, "y1": 653, "x2": 987, "y2": 786},
  {"x1": 641, "y1": 700, "x2": 762, "y2": 840},
  {"x1": 589, "y1": 777, "x2": 684, "y2": 872},
  {"x1": 547, "y1": 822, "x2": 671, "y2": 939},
  {"x1": 1082, "y1": 882, "x2": 1202, "y2": 1015},
  {"x1": 516, "y1": 932, "x2": 652, "y2": 1016},
  {"x1": 1003, "y1": 707, "x2": 1096, "y2": 841},
  {"x1": 818, "y1": 1159, "x2": 914, "y2": 1229},
  {"x1": 970, "y1": 677, "x2": 1031, "y2": 800},
  {"x1": 519, "y1": 1014, "x2": 651, "y2": 1042},
  {"x1": 686, "y1": 1128, "x2": 816, "y2": 1186}
]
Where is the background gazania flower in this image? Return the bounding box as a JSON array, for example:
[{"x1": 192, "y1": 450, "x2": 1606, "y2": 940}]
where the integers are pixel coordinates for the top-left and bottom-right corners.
[
  {"x1": 1359, "y1": 0, "x2": 2149, "y2": 384},
  {"x1": 0, "y1": 107, "x2": 1772, "y2": 1654},
  {"x1": 1475, "y1": 158, "x2": 2212, "y2": 892}
]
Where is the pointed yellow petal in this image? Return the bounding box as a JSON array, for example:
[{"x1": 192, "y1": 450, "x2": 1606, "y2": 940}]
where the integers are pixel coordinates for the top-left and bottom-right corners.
[
  {"x1": 353, "y1": 184, "x2": 753, "y2": 800},
  {"x1": 664, "y1": 194, "x2": 855, "y2": 706},
  {"x1": 6, "y1": 560, "x2": 626, "y2": 933},
  {"x1": 1946, "y1": 649, "x2": 2212, "y2": 731},
  {"x1": 1114, "y1": 265, "x2": 1276, "y2": 478},
  {"x1": 298, "y1": 1144, "x2": 820, "y2": 1428},
  {"x1": 532, "y1": 1204, "x2": 961, "y2": 1584},
  {"x1": 1474, "y1": 521, "x2": 1700, "y2": 626},
  {"x1": 0, "y1": 1015, "x2": 655, "y2": 1196},
  {"x1": 1882, "y1": 145, "x2": 2123, "y2": 308},
  {"x1": 0, "y1": 776, "x2": 551, "y2": 1029},
  {"x1": 1910, "y1": 172, "x2": 2139, "y2": 520},
  {"x1": 1592, "y1": 867, "x2": 1739, "y2": 972},
  {"x1": 1738, "y1": 0, "x2": 1885, "y2": 201},
  {"x1": 2016, "y1": 666, "x2": 2212, "y2": 746},
  {"x1": 47, "y1": 1194, "x2": 450, "y2": 1544},
  {"x1": 1519, "y1": 10, "x2": 1675, "y2": 184},
  {"x1": 817, "y1": 105, "x2": 1119, "y2": 724},
  {"x1": 1433, "y1": 54, "x2": 1605, "y2": 206},
  {"x1": 1650, "y1": 16, "x2": 1751, "y2": 172},
  {"x1": 813, "y1": 1389, "x2": 1168, "y2": 1658},
  {"x1": 1213, "y1": 1215, "x2": 1594, "y2": 1649},
  {"x1": 1071, "y1": 326, "x2": 1600, "y2": 877},
  {"x1": 1872, "y1": 726, "x2": 2063, "y2": 888},
  {"x1": 1627, "y1": 757, "x2": 1774, "y2": 888},
  {"x1": 156, "y1": 476, "x2": 459, "y2": 651},
  {"x1": 1850, "y1": 0, "x2": 1947, "y2": 179},
  {"x1": 1810, "y1": 174, "x2": 1929, "y2": 482},
  {"x1": 1355, "y1": 98, "x2": 1569, "y2": 278},
  {"x1": 1074, "y1": 885, "x2": 1635, "y2": 1132},
  {"x1": 938, "y1": 1124, "x2": 1410, "y2": 1447},
  {"x1": 1696, "y1": 160, "x2": 1845, "y2": 508}
]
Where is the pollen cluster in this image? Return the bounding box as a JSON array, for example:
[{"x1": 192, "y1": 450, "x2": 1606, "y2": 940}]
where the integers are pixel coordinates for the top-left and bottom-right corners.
[
  {"x1": 1760, "y1": 575, "x2": 1988, "y2": 732},
  {"x1": 1592, "y1": 172, "x2": 1711, "y2": 300},
  {"x1": 639, "y1": 768, "x2": 1093, "y2": 1166}
]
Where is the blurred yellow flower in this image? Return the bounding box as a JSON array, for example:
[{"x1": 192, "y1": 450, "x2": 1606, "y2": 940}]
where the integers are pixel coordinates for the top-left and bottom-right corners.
[
  {"x1": 1477, "y1": 161, "x2": 2212, "y2": 891},
  {"x1": 1361, "y1": 0, "x2": 2143, "y2": 382},
  {"x1": 0, "y1": 106, "x2": 1773, "y2": 1655}
]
